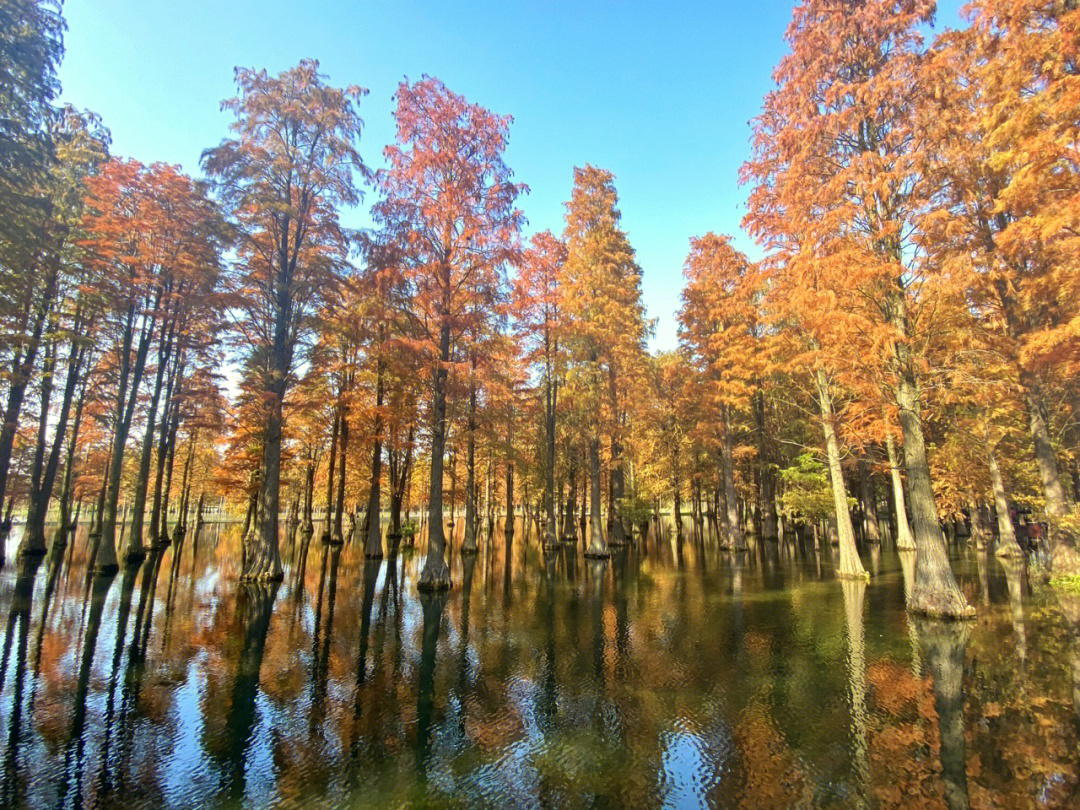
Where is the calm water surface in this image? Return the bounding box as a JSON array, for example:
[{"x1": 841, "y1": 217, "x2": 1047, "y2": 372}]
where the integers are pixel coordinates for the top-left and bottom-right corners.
[{"x1": 0, "y1": 520, "x2": 1078, "y2": 809}]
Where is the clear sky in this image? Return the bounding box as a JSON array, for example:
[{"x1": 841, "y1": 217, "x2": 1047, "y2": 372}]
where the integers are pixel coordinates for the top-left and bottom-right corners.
[{"x1": 58, "y1": 0, "x2": 968, "y2": 351}]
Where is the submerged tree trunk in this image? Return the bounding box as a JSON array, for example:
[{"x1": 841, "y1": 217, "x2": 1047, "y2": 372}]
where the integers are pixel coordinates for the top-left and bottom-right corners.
[
  {"x1": 52, "y1": 369, "x2": 89, "y2": 553},
  {"x1": 584, "y1": 436, "x2": 608, "y2": 558},
  {"x1": 968, "y1": 499, "x2": 990, "y2": 550},
  {"x1": 243, "y1": 269, "x2": 290, "y2": 582},
  {"x1": 986, "y1": 435, "x2": 1022, "y2": 558},
  {"x1": 1023, "y1": 385, "x2": 1079, "y2": 575},
  {"x1": 332, "y1": 408, "x2": 348, "y2": 545},
  {"x1": 894, "y1": 373, "x2": 973, "y2": 619},
  {"x1": 858, "y1": 457, "x2": 881, "y2": 544},
  {"x1": 542, "y1": 366, "x2": 558, "y2": 550},
  {"x1": 321, "y1": 410, "x2": 339, "y2": 544},
  {"x1": 720, "y1": 405, "x2": 744, "y2": 550},
  {"x1": 754, "y1": 389, "x2": 779, "y2": 541},
  {"x1": 562, "y1": 455, "x2": 577, "y2": 542},
  {"x1": 125, "y1": 318, "x2": 176, "y2": 564},
  {"x1": 365, "y1": 356, "x2": 385, "y2": 559},
  {"x1": 99, "y1": 292, "x2": 160, "y2": 576},
  {"x1": 463, "y1": 371, "x2": 479, "y2": 554},
  {"x1": 815, "y1": 372, "x2": 866, "y2": 579},
  {"x1": 885, "y1": 425, "x2": 915, "y2": 551},
  {"x1": 418, "y1": 322, "x2": 452, "y2": 591},
  {"x1": 301, "y1": 456, "x2": 316, "y2": 540}
]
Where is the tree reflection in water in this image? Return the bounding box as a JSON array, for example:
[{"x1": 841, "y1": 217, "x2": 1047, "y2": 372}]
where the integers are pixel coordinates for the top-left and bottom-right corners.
[{"x1": 0, "y1": 522, "x2": 1077, "y2": 808}]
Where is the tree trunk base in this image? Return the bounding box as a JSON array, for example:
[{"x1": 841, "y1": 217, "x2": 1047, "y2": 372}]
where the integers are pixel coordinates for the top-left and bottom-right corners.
[
  {"x1": 123, "y1": 547, "x2": 147, "y2": 566},
  {"x1": 896, "y1": 537, "x2": 917, "y2": 551},
  {"x1": 417, "y1": 571, "x2": 452, "y2": 590},
  {"x1": 995, "y1": 543, "x2": 1024, "y2": 559},
  {"x1": 240, "y1": 569, "x2": 285, "y2": 583},
  {"x1": 908, "y1": 588, "x2": 976, "y2": 620},
  {"x1": 561, "y1": 535, "x2": 578, "y2": 543},
  {"x1": 837, "y1": 570, "x2": 870, "y2": 581},
  {"x1": 583, "y1": 550, "x2": 610, "y2": 559},
  {"x1": 365, "y1": 550, "x2": 384, "y2": 559},
  {"x1": 460, "y1": 546, "x2": 479, "y2": 556}
]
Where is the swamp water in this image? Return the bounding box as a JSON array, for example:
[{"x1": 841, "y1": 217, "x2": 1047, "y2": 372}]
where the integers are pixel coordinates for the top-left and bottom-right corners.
[{"x1": 0, "y1": 520, "x2": 1078, "y2": 808}]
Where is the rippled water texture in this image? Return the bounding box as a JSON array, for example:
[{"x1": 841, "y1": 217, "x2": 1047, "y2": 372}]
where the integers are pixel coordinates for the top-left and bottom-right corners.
[{"x1": 1, "y1": 520, "x2": 1078, "y2": 808}]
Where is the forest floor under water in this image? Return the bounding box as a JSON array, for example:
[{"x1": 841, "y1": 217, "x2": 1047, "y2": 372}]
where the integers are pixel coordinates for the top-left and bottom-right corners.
[{"x1": 0, "y1": 519, "x2": 1078, "y2": 809}]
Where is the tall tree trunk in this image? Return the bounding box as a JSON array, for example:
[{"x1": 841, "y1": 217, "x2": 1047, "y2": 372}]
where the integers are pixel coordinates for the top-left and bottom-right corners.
[
  {"x1": 858, "y1": 457, "x2": 881, "y2": 544},
  {"x1": 300, "y1": 454, "x2": 315, "y2": 540},
  {"x1": 753, "y1": 389, "x2": 778, "y2": 541},
  {"x1": 52, "y1": 365, "x2": 89, "y2": 553},
  {"x1": 0, "y1": 263, "x2": 59, "y2": 559},
  {"x1": 562, "y1": 454, "x2": 577, "y2": 541},
  {"x1": 542, "y1": 364, "x2": 559, "y2": 550},
  {"x1": 364, "y1": 354, "x2": 385, "y2": 559},
  {"x1": 244, "y1": 307, "x2": 287, "y2": 582},
  {"x1": 462, "y1": 373, "x2": 479, "y2": 554},
  {"x1": 98, "y1": 292, "x2": 160, "y2": 576},
  {"x1": 150, "y1": 342, "x2": 184, "y2": 548},
  {"x1": 158, "y1": 398, "x2": 180, "y2": 546},
  {"x1": 22, "y1": 332, "x2": 82, "y2": 557},
  {"x1": 418, "y1": 321, "x2": 451, "y2": 590},
  {"x1": 720, "y1": 404, "x2": 744, "y2": 550},
  {"x1": 968, "y1": 499, "x2": 990, "y2": 550},
  {"x1": 815, "y1": 371, "x2": 866, "y2": 579},
  {"x1": 332, "y1": 407, "x2": 348, "y2": 545},
  {"x1": 321, "y1": 409, "x2": 339, "y2": 544},
  {"x1": 584, "y1": 436, "x2": 608, "y2": 558},
  {"x1": 885, "y1": 424, "x2": 915, "y2": 550},
  {"x1": 985, "y1": 435, "x2": 1022, "y2": 558},
  {"x1": 125, "y1": 318, "x2": 175, "y2": 564},
  {"x1": 894, "y1": 372, "x2": 973, "y2": 618},
  {"x1": 1022, "y1": 385, "x2": 1078, "y2": 574}
]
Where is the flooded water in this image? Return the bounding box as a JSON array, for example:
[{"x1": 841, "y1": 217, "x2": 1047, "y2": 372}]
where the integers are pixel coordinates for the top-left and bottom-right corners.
[{"x1": 0, "y1": 520, "x2": 1078, "y2": 809}]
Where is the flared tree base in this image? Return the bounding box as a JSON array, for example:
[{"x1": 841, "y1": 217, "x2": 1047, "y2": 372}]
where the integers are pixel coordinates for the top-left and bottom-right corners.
[
  {"x1": 995, "y1": 542, "x2": 1024, "y2": 558},
  {"x1": 94, "y1": 562, "x2": 119, "y2": 577},
  {"x1": 240, "y1": 569, "x2": 285, "y2": 583},
  {"x1": 896, "y1": 537, "x2": 917, "y2": 551},
  {"x1": 123, "y1": 547, "x2": 147, "y2": 566},
  {"x1": 561, "y1": 535, "x2": 578, "y2": 544},
  {"x1": 460, "y1": 546, "x2": 479, "y2": 556},
  {"x1": 583, "y1": 550, "x2": 610, "y2": 559},
  {"x1": 418, "y1": 556, "x2": 452, "y2": 591},
  {"x1": 909, "y1": 587, "x2": 976, "y2": 620}
]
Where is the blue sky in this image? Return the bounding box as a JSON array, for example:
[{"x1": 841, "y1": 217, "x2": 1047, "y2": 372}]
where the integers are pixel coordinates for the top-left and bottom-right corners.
[{"x1": 58, "y1": 0, "x2": 967, "y2": 351}]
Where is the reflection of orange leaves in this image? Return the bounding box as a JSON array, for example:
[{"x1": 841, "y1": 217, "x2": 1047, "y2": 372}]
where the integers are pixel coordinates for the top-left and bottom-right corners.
[
  {"x1": 730, "y1": 704, "x2": 812, "y2": 809},
  {"x1": 465, "y1": 699, "x2": 523, "y2": 749},
  {"x1": 867, "y1": 661, "x2": 923, "y2": 715}
]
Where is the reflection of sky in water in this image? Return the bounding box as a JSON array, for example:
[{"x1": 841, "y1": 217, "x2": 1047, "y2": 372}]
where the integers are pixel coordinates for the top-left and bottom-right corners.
[{"x1": 659, "y1": 719, "x2": 723, "y2": 809}]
